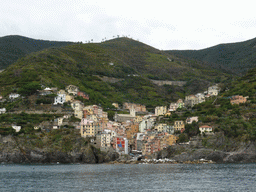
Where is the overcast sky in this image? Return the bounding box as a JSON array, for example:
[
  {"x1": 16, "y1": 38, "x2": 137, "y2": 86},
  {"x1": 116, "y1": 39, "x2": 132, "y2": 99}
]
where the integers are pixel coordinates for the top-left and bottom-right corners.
[{"x1": 1, "y1": 0, "x2": 255, "y2": 50}]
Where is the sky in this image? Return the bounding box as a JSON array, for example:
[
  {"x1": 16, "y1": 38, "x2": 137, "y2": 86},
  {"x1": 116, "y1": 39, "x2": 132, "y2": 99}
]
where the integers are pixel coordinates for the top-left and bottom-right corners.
[{"x1": 1, "y1": 0, "x2": 255, "y2": 50}]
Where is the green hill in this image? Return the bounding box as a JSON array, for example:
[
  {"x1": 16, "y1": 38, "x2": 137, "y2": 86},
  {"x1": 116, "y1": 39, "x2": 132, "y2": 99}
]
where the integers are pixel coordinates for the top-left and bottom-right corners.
[
  {"x1": 189, "y1": 67, "x2": 256, "y2": 141},
  {"x1": 166, "y1": 37, "x2": 256, "y2": 75},
  {"x1": 0, "y1": 37, "x2": 230, "y2": 109},
  {"x1": 0, "y1": 35, "x2": 74, "y2": 70}
]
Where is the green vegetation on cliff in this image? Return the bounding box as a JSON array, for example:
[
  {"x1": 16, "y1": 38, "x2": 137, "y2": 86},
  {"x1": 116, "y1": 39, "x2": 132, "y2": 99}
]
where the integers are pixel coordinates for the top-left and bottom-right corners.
[{"x1": 157, "y1": 67, "x2": 256, "y2": 142}]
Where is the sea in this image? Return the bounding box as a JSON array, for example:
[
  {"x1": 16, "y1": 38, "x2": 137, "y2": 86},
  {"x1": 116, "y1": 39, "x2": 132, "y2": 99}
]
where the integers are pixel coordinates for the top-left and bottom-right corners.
[{"x1": 0, "y1": 163, "x2": 255, "y2": 192}]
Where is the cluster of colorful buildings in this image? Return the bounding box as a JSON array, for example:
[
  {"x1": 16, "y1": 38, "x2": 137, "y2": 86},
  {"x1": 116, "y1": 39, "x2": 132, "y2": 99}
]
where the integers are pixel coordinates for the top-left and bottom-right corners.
[
  {"x1": 184, "y1": 85, "x2": 220, "y2": 108},
  {"x1": 76, "y1": 85, "x2": 223, "y2": 155},
  {"x1": 53, "y1": 85, "x2": 89, "y2": 105},
  {"x1": 77, "y1": 100, "x2": 216, "y2": 155},
  {"x1": 0, "y1": 83, "x2": 249, "y2": 154},
  {"x1": 68, "y1": 101, "x2": 173, "y2": 155}
]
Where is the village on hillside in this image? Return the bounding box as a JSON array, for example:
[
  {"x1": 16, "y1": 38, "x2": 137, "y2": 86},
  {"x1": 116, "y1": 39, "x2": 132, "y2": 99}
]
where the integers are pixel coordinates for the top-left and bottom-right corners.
[{"x1": 0, "y1": 84, "x2": 248, "y2": 157}]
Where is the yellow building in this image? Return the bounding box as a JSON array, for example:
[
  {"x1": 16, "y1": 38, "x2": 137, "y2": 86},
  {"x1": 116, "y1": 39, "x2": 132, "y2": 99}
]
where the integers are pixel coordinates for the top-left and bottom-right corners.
[
  {"x1": 166, "y1": 134, "x2": 178, "y2": 146},
  {"x1": 155, "y1": 106, "x2": 167, "y2": 116},
  {"x1": 174, "y1": 121, "x2": 185, "y2": 131},
  {"x1": 160, "y1": 134, "x2": 177, "y2": 149},
  {"x1": 112, "y1": 103, "x2": 119, "y2": 108},
  {"x1": 71, "y1": 100, "x2": 84, "y2": 111},
  {"x1": 134, "y1": 116, "x2": 143, "y2": 123},
  {"x1": 74, "y1": 110, "x2": 83, "y2": 119},
  {"x1": 65, "y1": 94, "x2": 74, "y2": 102},
  {"x1": 155, "y1": 123, "x2": 166, "y2": 132},
  {"x1": 126, "y1": 123, "x2": 139, "y2": 141},
  {"x1": 80, "y1": 119, "x2": 100, "y2": 138},
  {"x1": 57, "y1": 89, "x2": 66, "y2": 94}
]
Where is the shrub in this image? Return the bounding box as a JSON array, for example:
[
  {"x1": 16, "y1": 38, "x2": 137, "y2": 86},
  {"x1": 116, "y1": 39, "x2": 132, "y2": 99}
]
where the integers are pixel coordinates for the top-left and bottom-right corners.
[{"x1": 177, "y1": 133, "x2": 189, "y2": 143}]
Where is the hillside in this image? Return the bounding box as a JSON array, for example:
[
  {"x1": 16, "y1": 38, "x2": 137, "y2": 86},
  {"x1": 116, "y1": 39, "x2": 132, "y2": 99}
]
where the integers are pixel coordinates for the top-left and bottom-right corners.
[
  {"x1": 185, "y1": 66, "x2": 256, "y2": 141},
  {"x1": 0, "y1": 37, "x2": 230, "y2": 109},
  {"x1": 0, "y1": 35, "x2": 74, "y2": 70},
  {"x1": 166, "y1": 37, "x2": 256, "y2": 75}
]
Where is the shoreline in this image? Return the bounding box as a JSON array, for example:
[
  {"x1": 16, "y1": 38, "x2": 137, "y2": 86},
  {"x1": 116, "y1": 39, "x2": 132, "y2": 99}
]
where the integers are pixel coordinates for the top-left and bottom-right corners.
[{"x1": 107, "y1": 159, "x2": 215, "y2": 165}]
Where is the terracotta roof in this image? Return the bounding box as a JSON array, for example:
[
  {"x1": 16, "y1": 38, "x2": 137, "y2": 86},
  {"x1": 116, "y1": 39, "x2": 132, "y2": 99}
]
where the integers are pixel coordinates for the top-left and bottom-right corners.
[{"x1": 199, "y1": 125, "x2": 212, "y2": 128}]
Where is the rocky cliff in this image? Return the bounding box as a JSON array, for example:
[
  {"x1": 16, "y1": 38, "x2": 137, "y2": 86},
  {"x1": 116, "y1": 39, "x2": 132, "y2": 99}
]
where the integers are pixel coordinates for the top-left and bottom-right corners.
[
  {"x1": 0, "y1": 134, "x2": 119, "y2": 164},
  {"x1": 1, "y1": 133, "x2": 256, "y2": 164},
  {"x1": 157, "y1": 134, "x2": 256, "y2": 163}
]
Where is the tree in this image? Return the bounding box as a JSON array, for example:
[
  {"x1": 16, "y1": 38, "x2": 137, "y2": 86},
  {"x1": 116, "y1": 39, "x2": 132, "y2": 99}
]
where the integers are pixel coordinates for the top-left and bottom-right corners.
[
  {"x1": 18, "y1": 82, "x2": 42, "y2": 96},
  {"x1": 107, "y1": 110, "x2": 115, "y2": 121},
  {"x1": 184, "y1": 121, "x2": 199, "y2": 137},
  {"x1": 172, "y1": 113, "x2": 179, "y2": 119},
  {"x1": 177, "y1": 133, "x2": 189, "y2": 143}
]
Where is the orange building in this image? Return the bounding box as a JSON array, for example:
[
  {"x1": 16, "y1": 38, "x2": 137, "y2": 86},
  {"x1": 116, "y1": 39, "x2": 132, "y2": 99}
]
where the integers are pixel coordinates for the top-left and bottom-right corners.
[
  {"x1": 126, "y1": 123, "x2": 139, "y2": 142},
  {"x1": 230, "y1": 95, "x2": 247, "y2": 105}
]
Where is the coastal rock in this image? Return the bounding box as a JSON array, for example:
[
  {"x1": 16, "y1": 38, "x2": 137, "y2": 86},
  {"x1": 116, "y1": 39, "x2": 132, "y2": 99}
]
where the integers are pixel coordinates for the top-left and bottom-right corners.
[
  {"x1": 0, "y1": 147, "x2": 118, "y2": 164},
  {"x1": 224, "y1": 153, "x2": 256, "y2": 163},
  {"x1": 205, "y1": 151, "x2": 227, "y2": 163},
  {"x1": 172, "y1": 149, "x2": 212, "y2": 162},
  {"x1": 44, "y1": 151, "x2": 73, "y2": 163}
]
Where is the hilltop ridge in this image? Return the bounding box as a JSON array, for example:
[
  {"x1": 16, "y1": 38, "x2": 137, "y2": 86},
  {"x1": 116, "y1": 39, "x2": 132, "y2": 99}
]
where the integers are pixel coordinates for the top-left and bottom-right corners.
[
  {"x1": 0, "y1": 35, "x2": 74, "y2": 69},
  {"x1": 165, "y1": 37, "x2": 256, "y2": 75}
]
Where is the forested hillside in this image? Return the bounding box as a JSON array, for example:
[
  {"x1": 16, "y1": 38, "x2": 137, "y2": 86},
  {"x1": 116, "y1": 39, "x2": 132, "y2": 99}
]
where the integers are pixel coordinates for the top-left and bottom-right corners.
[
  {"x1": 166, "y1": 37, "x2": 256, "y2": 75},
  {"x1": 0, "y1": 35, "x2": 74, "y2": 69},
  {"x1": 0, "y1": 37, "x2": 230, "y2": 109}
]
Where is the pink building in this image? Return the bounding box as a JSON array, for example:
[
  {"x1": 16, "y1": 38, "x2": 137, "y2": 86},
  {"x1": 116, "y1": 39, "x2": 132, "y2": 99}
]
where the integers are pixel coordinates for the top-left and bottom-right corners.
[{"x1": 77, "y1": 91, "x2": 89, "y2": 100}]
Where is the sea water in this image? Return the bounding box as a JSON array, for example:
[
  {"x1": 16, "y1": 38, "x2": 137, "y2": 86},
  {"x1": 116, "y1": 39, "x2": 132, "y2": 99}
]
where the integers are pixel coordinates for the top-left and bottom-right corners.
[{"x1": 0, "y1": 163, "x2": 255, "y2": 191}]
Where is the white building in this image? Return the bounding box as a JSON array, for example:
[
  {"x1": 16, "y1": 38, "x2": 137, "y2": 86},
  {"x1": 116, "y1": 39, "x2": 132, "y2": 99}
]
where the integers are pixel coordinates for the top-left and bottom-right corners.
[
  {"x1": 39, "y1": 87, "x2": 53, "y2": 96},
  {"x1": 139, "y1": 118, "x2": 155, "y2": 133},
  {"x1": 0, "y1": 108, "x2": 6, "y2": 114},
  {"x1": 199, "y1": 125, "x2": 213, "y2": 134},
  {"x1": 104, "y1": 129, "x2": 117, "y2": 140},
  {"x1": 12, "y1": 125, "x2": 21, "y2": 132},
  {"x1": 53, "y1": 94, "x2": 66, "y2": 105},
  {"x1": 66, "y1": 85, "x2": 79, "y2": 95},
  {"x1": 186, "y1": 116, "x2": 199, "y2": 124},
  {"x1": 114, "y1": 107, "x2": 136, "y2": 122},
  {"x1": 208, "y1": 85, "x2": 220, "y2": 96},
  {"x1": 195, "y1": 93, "x2": 205, "y2": 103},
  {"x1": 9, "y1": 93, "x2": 20, "y2": 100},
  {"x1": 169, "y1": 103, "x2": 179, "y2": 112},
  {"x1": 124, "y1": 138, "x2": 128, "y2": 154},
  {"x1": 96, "y1": 132, "x2": 111, "y2": 148},
  {"x1": 53, "y1": 126, "x2": 58, "y2": 129}
]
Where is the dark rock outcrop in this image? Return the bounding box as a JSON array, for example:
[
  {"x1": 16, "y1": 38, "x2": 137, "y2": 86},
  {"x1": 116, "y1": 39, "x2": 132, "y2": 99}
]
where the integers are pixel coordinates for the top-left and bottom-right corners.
[
  {"x1": 0, "y1": 149, "x2": 119, "y2": 164},
  {"x1": 157, "y1": 137, "x2": 256, "y2": 163},
  {"x1": 0, "y1": 134, "x2": 119, "y2": 164}
]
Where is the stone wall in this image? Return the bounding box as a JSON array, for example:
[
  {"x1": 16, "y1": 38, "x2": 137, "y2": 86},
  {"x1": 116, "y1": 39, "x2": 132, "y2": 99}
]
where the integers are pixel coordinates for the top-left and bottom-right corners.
[
  {"x1": 150, "y1": 80, "x2": 187, "y2": 86},
  {"x1": 94, "y1": 75, "x2": 124, "y2": 83}
]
